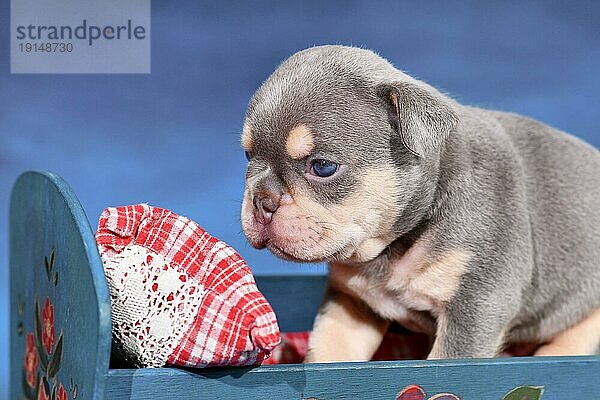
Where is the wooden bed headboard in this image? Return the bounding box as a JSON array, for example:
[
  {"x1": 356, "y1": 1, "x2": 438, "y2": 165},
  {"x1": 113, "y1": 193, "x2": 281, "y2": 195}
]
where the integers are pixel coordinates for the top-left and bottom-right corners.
[{"x1": 10, "y1": 171, "x2": 112, "y2": 400}]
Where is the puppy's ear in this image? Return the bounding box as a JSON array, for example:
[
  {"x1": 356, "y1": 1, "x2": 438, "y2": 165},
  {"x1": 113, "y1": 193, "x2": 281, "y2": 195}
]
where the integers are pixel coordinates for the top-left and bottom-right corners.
[{"x1": 377, "y1": 82, "x2": 458, "y2": 158}]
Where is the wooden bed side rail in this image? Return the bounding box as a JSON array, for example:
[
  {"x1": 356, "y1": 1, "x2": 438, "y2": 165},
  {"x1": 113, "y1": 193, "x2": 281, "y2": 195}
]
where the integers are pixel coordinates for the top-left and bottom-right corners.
[
  {"x1": 104, "y1": 356, "x2": 600, "y2": 399},
  {"x1": 10, "y1": 171, "x2": 112, "y2": 400}
]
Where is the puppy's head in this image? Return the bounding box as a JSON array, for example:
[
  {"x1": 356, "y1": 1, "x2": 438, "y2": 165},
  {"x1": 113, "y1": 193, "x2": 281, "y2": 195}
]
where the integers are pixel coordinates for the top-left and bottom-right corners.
[{"x1": 241, "y1": 45, "x2": 458, "y2": 263}]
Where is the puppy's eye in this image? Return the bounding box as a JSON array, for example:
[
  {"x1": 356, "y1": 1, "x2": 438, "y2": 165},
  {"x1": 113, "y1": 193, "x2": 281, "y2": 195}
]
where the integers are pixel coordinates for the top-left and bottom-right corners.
[
  {"x1": 244, "y1": 151, "x2": 251, "y2": 161},
  {"x1": 310, "y1": 159, "x2": 338, "y2": 178}
]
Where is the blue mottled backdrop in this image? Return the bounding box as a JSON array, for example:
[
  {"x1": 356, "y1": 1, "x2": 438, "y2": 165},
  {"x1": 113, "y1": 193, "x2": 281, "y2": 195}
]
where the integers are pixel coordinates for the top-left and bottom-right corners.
[{"x1": 1, "y1": 1, "x2": 599, "y2": 397}]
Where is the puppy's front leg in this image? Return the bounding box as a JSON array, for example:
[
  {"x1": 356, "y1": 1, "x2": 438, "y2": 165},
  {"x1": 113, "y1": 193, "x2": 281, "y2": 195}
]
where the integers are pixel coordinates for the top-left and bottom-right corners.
[
  {"x1": 428, "y1": 313, "x2": 506, "y2": 359},
  {"x1": 305, "y1": 286, "x2": 390, "y2": 363},
  {"x1": 428, "y1": 297, "x2": 514, "y2": 359}
]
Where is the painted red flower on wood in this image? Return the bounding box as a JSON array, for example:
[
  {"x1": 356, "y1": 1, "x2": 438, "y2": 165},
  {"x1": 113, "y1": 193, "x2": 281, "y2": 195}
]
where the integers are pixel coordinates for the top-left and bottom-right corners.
[
  {"x1": 42, "y1": 297, "x2": 55, "y2": 354},
  {"x1": 397, "y1": 385, "x2": 460, "y2": 400},
  {"x1": 20, "y1": 251, "x2": 75, "y2": 400},
  {"x1": 397, "y1": 385, "x2": 427, "y2": 400},
  {"x1": 37, "y1": 382, "x2": 49, "y2": 400},
  {"x1": 24, "y1": 333, "x2": 38, "y2": 388},
  {"x1": 57, "y1": 383, "x2": 69, "y2": 400}
]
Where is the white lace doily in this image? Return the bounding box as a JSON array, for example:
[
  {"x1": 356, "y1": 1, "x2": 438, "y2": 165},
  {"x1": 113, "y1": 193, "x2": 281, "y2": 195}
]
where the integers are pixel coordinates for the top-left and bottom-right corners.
[{"x1": 103, "y1": 244, "x2": 204, "y2": 367}]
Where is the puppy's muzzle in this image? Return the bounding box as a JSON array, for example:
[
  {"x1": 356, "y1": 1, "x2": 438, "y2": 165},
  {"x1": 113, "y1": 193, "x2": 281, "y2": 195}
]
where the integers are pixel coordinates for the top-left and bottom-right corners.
[{"x1": 253, "y1": 191, "x2": 280, "y2": 225}]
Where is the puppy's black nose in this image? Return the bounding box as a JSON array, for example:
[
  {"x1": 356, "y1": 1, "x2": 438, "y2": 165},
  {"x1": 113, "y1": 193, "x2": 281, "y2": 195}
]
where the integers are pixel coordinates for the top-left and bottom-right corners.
[{"x1": 253, "y1": 192, "x2": 280, "y2": 225}]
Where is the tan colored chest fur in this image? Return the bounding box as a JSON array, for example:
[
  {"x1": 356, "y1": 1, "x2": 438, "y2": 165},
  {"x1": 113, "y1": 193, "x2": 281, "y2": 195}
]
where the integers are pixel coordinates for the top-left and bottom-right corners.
[{"x1": 329, "y1": 242, "x2": 470, "y2": 334}]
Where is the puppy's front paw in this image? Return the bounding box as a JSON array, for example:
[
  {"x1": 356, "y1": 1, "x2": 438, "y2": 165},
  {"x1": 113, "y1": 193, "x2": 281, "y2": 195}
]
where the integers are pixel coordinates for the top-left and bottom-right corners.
[{"x1": 305, "y1": 287, "x2": 389, "y2": 363}]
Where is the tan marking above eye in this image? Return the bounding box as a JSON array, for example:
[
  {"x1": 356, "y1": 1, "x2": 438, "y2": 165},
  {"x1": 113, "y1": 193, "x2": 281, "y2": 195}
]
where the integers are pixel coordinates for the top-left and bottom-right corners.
[
  {"x1": 241, "y1": 124, "x2": 252, "y2": 151},
  {"x1": 286, "y1": 124, "x2": 315, "y2": 160}
]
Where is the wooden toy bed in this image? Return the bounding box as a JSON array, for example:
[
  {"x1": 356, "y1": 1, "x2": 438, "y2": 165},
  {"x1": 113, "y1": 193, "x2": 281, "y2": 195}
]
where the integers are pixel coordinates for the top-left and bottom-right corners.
[{"x1": 9, "y1": 171, "x2": 600, "y2": 400}]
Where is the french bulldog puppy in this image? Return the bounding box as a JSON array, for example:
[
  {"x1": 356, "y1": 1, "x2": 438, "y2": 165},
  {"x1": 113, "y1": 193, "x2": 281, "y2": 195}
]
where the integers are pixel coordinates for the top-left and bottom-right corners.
[{"x1": 240, "y1": 45, "x2": 600, "y2": 361}]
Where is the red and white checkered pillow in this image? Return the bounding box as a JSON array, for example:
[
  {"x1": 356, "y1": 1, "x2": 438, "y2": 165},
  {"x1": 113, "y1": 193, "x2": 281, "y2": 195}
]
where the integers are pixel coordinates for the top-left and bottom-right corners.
[{"x1": 95, "y1": 204, "x2": 281, "y2": 368}]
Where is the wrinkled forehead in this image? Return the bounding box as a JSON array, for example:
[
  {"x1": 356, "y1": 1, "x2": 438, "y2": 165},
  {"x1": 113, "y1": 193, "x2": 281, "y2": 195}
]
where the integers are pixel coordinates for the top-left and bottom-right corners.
[
  {"x1": 242, "y1": 118, "x2": 359, "y2": 172},
  {"x1": 242, "y1": 81, "x2": 387, "y2": 165},
  {"x1": 243, "y1": 114, "x2": 341, "y2": 161}
]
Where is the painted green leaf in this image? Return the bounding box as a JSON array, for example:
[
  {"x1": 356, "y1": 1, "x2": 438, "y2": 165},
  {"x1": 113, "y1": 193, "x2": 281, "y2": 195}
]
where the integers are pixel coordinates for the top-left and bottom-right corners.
[
  {"x1": 44, "y1": 249, "x2": 56, "y2": 282},
  {"x1": 44, "y1": 256, "x2": 52, "y2": 281},
  {"x1": 502, "y1": 386, "x2": 544, "y2": 400},
  {"x1": 33, "y1": 296, "x2": 49, "y2": 370},
  {"x1": 47, "y1": 331, "x2": 63, "y2": 378},
  {"x1": 53, "y1": 272, "x2": 59, "y2": 286},
  {"x1": 42, "y1": 376, "x2": 50, "y2": 399},
  {"x1": 69, "y1": 377, "x2": 79, "y2": 400},
  {"x1": 50, "y1": 249, "x2": 55, "y2": 272}
]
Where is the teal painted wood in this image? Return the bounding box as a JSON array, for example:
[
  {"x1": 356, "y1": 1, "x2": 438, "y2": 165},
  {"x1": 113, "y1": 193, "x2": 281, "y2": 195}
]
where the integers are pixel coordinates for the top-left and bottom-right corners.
[
  {"x1": 8, "y1": 170, "x2": 600, "y2": 400},
  {"x1": 104, "y1": 356, "x2": 600, "y2": 400},
  {"x1": 10, "y1": 171, "x2": 112, "y2": 400},
  {"x1": 255, "y1": 275, "x2": 326, "y2": 332}
]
